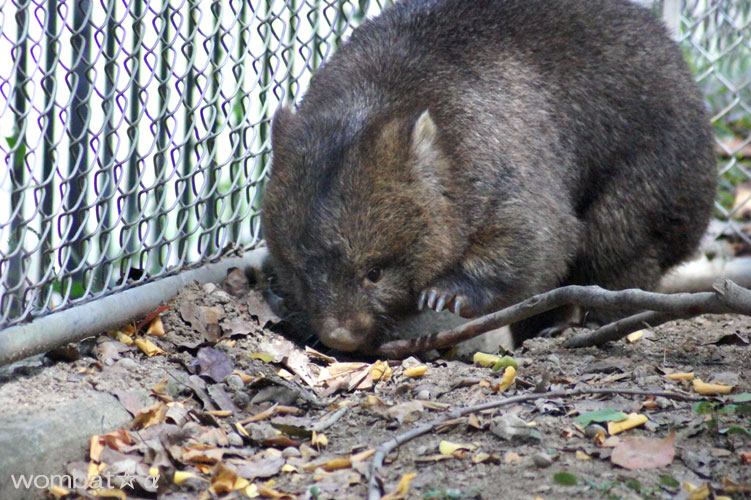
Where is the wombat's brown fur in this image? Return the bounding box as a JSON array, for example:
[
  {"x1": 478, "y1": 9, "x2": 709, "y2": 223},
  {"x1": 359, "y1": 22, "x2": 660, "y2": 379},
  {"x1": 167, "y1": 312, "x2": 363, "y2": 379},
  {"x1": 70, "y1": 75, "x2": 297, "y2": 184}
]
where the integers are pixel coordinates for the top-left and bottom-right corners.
[{"x1": 262, "y1": 0, "x2": 717, "y2": 352}]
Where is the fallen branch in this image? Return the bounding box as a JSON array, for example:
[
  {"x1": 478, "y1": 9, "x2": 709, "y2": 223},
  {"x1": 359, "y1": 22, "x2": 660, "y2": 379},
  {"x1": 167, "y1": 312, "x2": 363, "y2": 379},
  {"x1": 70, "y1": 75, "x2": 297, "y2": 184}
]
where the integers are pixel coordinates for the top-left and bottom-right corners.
[
  {"x1": 366, "y1": 387, "x2": 707, "y2": 500},
  {"x1": 375, "y1": 280, "x2": 751, "y2": 358}
]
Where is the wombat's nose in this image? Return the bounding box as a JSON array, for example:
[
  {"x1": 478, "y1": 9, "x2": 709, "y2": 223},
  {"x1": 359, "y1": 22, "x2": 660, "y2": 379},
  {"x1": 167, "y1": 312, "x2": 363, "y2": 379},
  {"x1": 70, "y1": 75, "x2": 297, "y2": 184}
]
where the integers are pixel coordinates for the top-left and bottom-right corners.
[
  {"x1": 320, "y1": 326, "x2": 361, "y2": 352},
  {"x1": 318, "y1": 316, "x2": 372, "y2": 352}
]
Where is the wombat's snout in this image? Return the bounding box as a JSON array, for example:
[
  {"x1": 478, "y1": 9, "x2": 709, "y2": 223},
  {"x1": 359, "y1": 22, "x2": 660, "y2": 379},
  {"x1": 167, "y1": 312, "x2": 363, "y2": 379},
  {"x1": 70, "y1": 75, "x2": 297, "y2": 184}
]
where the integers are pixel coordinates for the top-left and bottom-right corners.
[{"x1": 317, "y1": 314, "x2": 376, "y2": 352}]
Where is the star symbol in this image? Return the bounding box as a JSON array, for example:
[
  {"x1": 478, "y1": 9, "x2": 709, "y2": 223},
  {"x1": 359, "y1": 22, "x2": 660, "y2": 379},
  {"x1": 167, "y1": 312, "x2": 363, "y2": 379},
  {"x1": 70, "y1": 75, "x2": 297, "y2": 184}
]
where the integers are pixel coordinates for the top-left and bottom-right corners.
[{"x1": 120, "y1": 472, "x2": 137, "y2": 490}]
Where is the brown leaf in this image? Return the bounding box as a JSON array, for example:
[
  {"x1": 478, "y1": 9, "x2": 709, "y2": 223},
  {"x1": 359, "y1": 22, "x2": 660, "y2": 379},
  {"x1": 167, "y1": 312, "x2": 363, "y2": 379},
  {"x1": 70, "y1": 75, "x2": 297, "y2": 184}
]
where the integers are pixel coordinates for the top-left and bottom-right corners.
[
  {"x1": 223, "y1": 267, "x2": 251, "y2": 296},
  {"x1": 246, "y1": 289, "x2": 282, "y2": 327},
  {"x1": 232, "y1": 449, "x2": 286, "y2": 479},
  {"x1": 197, "y1": 347, "x2": 234, "y2": 383},
  {"x1": 132, "y1": 402, "x2": 169, "y2": 430},
  {"x1": 611, "y1": 431, "x2": 676, "y2": 469}
]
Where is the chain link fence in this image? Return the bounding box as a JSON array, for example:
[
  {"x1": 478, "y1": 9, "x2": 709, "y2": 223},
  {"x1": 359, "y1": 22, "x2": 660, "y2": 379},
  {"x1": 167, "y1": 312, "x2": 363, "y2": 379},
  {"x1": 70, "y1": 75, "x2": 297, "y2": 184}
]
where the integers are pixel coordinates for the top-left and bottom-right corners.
[{"x1": 0, "y1": 0, "x2": 749, "y2": 331}]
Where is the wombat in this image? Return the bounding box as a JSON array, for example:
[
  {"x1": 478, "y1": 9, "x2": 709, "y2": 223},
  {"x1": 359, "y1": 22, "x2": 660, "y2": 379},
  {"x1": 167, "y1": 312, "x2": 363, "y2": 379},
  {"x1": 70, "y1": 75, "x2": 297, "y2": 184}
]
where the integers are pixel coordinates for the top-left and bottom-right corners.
[{"x1": 261, "y1": 0, "x2": 717, "y2": 352}]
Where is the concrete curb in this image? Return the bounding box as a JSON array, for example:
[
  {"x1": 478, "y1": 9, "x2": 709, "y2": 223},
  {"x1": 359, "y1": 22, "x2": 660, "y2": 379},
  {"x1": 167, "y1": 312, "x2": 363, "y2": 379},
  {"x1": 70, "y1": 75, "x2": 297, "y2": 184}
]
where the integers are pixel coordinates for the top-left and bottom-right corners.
[{"x1": 0, "y1": 391, "x2": 132, "y2": 500}]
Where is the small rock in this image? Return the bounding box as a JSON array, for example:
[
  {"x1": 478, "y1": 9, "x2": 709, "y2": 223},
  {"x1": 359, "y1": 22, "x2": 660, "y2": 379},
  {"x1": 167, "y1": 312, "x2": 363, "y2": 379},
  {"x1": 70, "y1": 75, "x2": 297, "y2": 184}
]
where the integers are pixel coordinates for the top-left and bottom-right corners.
[
  {"x1": 490, "y1": 414, "x2": 542, "y2": 443},
  {"x1": 532, "y1": 452, "x2": 554, "y2": 468},
  {"x1": 226, "y1": 374, "x2": 245, "y2": 390},
  {"x1": 282, "y1": 446, "x2": 301, "y2": 458},
  {"x1": 227, "y1": 432, "x2": 244, "y2": 447},
  {"x1": 416, "y1": 389, "x2": 432, "y2": 400},
  {"x1": 584, "y1": 424, "x2": 606, "y2": 438},
  {"x1": 654, "y1": 396, "x2": 672, "y2": 409},
  {"x1": 233, "y1": 391, "x2": 251, "y2": 409}
]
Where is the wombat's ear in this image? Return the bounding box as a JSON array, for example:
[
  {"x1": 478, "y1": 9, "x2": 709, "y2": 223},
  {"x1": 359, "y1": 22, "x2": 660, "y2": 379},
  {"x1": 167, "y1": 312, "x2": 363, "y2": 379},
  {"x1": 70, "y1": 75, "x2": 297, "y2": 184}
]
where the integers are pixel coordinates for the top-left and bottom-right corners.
[
  {"x1": 410, "y1": 110, "x2": 449, "y2": 191},
  {"x1": 411, "y1": 110, "x2": 438, "y2": 157},
  {"x1": 271, "y1": 105, "x2": 296, "y2": 150}
]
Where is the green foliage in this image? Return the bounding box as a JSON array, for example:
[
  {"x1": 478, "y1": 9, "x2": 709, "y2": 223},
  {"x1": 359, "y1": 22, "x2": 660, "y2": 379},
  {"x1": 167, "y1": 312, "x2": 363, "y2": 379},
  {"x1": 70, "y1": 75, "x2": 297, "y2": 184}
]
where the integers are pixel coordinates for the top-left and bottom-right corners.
[
  {"x1": 50, "y1": 279, "x2": 86, "y2": 300},
  {"x1": 692, "y1": 398, "x2": 751, "y2": 437},
  {"x1": 573, "y1": 409, "x2": 628, "y2": 427},
  {"x1": 553, "y1": 471, "x2": 578, "y2": 486},
  {"x1": 491, "y1": 355, "x2": 518, "y2": 371},
  {"x1": 659, "y1": 474, "x2": 680, "y2": 489}
]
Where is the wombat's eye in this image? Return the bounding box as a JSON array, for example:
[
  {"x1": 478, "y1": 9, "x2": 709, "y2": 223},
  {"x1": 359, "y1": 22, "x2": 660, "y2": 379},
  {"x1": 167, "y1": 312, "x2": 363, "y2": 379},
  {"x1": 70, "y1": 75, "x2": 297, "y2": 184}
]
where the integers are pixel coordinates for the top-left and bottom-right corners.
[{"x1": 366, "y1": 267, "x2": 383, "y2": 283}]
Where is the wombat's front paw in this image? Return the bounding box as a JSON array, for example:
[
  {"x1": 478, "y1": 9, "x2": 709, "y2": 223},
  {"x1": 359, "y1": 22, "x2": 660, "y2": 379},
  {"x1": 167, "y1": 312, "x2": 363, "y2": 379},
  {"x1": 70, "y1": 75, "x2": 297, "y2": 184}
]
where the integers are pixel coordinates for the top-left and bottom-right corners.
[{"x1": 417, "y1": 287, "x2": 475, "y2": 317}]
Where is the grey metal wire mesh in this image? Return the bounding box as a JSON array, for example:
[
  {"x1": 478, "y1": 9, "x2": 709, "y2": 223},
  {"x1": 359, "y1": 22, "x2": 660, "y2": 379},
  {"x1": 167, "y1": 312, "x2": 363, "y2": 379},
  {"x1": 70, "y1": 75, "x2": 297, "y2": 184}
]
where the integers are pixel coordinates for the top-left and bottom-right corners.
[{"x1": 0, "y1": 0, "x2": 748, "y2": 330}]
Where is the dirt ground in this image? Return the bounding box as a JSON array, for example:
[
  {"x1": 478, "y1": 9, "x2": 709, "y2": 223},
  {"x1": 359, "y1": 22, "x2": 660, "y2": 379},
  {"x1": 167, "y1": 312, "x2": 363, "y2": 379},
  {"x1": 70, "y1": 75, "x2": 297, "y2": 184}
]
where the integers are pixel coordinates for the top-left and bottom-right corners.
[{"x1": 1, "y1": 270, "x2": 750, "y2": 500}]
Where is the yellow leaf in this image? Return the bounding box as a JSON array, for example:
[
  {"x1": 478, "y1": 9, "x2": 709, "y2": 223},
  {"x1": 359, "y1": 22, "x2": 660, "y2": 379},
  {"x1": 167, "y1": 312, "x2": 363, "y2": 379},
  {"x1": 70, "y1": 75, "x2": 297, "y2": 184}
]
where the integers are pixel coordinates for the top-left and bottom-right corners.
[
  {"x1": 89, "y1": 435, "x2": 104, "y2": 463},
  {"x1": 111, "y1": 330, "x2": 134, "y2": 345},
  {"x1": 281, "y1": 464, "x2": 298, "y2": 473},
  {"x1": 90, "y1": 489, "x2": 126, "y2": 499},
  {"x1": 257, "y1": 483, "x2": 293, "y2": 499},
  {"x1": 626, "y1": 330, "x2": 644, "y2": 342},
  {"x1": 473, "y1": 352, "x2": 501, "y2": 367},
  {"x1": 146, "y1": 317, "x2": 165, "y2": 336},
  {"x1": 311, "y1": 430, "x2": 328, "y2": 448},
  {"x1": 381, "y1": 472, "x2": 417, "y2": 500},
  {"x1": 244, "y1": 483, "x2": 260, "y2": 498},
  {"x1": 608, "y1": 413, "x2": 648, "y2": 435},
  {"x1": 439, "y1": 441, "x2": 473, "y2": 456},
  {"x1": 370, "y1": 360, "x2": 392, "y2": 381},
  {"x1": 235, "y1": 422, "x2": 250, "y2": 437},
  {"x1": 48, "y1": 485, "x2": 70, "y2": 498},
  {"x1": 231, "y1": 477, "x2": 249, "y2": 491},
  {"x1": 135, "y1": 338, "x2": 166, "y2": 356},
  {"x1": 173, "y1": 470, "x2": 202, "y2": 485},
  {"x1": 403, "y1": 366, "x2": 428, "y2": 378},
  {"x1": 206, "y1": 410, "x2": 232, "y2": 417},
  {"x1": 248, "y1": 352, "x2": 275, "y2": 363},
  {"x1": 232, "y1": 370, "x2": 258, "y2": 384},
  {"x1": 303, "y1": 456, "x2": 352, "y2": 472},
  {"x1": 576, "y1": 450, "x2": 591, "y2": 461},
  {"x1": 693, "y1": 379, "x2": 733, "y2": 395},
  {"x1": 666, "y1": 372, "x2": 694, "y2": 381},
  {"x1": 493, "y1": 366, "x2": 516, "y2": 392}
]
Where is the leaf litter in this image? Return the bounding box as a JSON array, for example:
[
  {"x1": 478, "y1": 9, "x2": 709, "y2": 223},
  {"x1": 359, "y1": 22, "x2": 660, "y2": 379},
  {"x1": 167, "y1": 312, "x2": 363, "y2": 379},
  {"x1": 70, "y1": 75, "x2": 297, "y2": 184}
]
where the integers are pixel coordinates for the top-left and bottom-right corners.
[{"x1": 0, "y1": 271, "x2": 749, "y2": 499}]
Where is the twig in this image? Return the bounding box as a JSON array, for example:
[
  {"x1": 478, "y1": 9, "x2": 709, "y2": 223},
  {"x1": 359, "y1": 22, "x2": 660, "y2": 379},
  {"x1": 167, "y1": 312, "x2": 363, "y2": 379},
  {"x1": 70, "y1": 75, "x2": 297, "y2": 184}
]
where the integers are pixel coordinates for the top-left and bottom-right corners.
[
  {"x1": 375, "y1": 280, "x2": 751, "y2": 358},
  {"x1": 566, "y1": 280, "x2": 751, "y2": 347},
  {"x1": 366, "y1": 387, "x2": 707, "y2": 500},
  {"x1": 565, "y1": 311, "x2": 687, "y2": 348},
  {"x1": 311, "y1": 405, "x2": 349, "y2": 432}
]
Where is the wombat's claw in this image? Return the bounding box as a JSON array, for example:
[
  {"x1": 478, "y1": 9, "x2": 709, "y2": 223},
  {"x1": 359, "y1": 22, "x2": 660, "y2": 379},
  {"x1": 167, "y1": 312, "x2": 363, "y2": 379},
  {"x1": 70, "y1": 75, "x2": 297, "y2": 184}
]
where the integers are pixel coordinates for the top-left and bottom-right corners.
[
  {"x1": 452, "y1": 296, "x2": 464, "y2": 316},
  {"x1": 418, "y1": 288, "x2": 469, "y2": 316}
]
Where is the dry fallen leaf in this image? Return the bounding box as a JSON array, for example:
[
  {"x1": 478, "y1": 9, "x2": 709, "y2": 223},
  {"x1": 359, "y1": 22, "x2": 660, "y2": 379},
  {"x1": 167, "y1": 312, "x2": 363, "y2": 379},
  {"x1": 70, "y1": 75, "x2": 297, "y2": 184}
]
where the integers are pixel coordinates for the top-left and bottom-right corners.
[
  {"x1": 626, "y1": 329, "x2": 644, "y2": 342},
  {"x1": 666, "y1": 372, "x2": 694, "y2": 381},
  {"x1": 135, "y1": 337, "x2": 166, "y2": 356},
  {"x1": 311, "y1": 430, "x2": 328, "y2": 448},
  {"x1": 381, "y1": 472, "x2": 417, "y2": 500},
  {"x1": 611, "y1": 431, "x2": 676, "y2": 470},
  {"x1": 693, "y1": 379, "x2": 733, "y2": 395},
  {"x1": 607, "y1": 413, "x2": 648, "y2": 435},
  {"x1": 493, "y1": 366, "x2": 516, "y2": 392},
  {"x1": 387, "y1": 400, "x2": 424, "y2": 424},
  {"x1": 146, "y1": 316, "x2": 165, "y2": 336},
  {"x1": 439, "y1": 440, "x2": 475, "y2": 456},
  {"x1": 370, "y1": 360, "x2": 392, "y2": 381},
  {"x1": 131, "y1": 402, "x2": 168, "y2": 430},
  {"x1": 403, "y1": 365, "x2": 428, "y2": 378}
]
